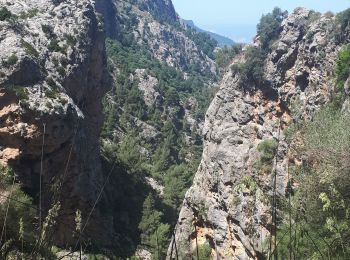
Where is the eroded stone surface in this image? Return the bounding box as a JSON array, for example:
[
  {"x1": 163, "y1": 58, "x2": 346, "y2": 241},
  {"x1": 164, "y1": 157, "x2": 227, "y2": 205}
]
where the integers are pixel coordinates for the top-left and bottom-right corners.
[
  {"x1": 0, "y1": 0, "x2": 111, "y2": 247},
  {"x1": 170, "y1": 8, "x2": 347, "y2": 259}
]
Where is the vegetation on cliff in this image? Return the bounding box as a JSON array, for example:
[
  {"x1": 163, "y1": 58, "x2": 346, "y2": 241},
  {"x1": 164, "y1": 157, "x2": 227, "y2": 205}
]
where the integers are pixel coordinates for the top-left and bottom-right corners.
[
  {"x1": 100, "y1": 0, "x2": 218, "y2": 257},
  {"x1": 276, "y1": 40, "x2": 350, "y2": 259}
]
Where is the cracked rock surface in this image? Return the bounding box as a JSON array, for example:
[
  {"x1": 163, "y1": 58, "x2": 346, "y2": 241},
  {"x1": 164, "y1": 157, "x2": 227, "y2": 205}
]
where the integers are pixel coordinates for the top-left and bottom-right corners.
[{"x1": 169, "y1": 8, "x2": 349, "y2": 259}]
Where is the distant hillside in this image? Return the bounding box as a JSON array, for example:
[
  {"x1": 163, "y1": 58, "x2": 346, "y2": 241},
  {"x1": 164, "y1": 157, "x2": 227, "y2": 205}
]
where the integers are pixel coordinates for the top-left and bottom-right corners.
[{"x1": 185, "y1": 19, "x2": 235, "y2": 47}]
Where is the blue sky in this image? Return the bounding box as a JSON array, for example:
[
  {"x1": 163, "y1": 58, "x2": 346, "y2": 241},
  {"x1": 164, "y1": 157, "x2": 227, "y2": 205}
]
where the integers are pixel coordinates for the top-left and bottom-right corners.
[{"x1": 172, "y1": 0, "x2": 350, "y2": 42}]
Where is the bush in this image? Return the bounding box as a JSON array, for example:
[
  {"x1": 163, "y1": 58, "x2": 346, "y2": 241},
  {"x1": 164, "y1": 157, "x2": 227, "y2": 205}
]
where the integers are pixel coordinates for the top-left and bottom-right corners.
[
  {"x1": 9, "y1": 85, "x2": 29, "y2": 100},
  {"x1": 335, "y1": 44, "x2": 350, "y2": 91},
  {"x1": 41, "y1": 24, "x2": 54, "y2": 37},
  {"x1": 21, "y1": 39, "x2": 39, "y2": 57},
  {"x1": 45, "y1": 88, "x2": 59, "y2": 99},
  {"x1": 257, "y1": 138, "x2": 278, "y2": 163},
  {"x1": 57, "y1": 66, "x2": 65, "y2": 77},
  {"x1": 19, "y1": 8, "x2": 39, "y2": 19},
  {"x1": 231, "y1": 47, "x2": 266, "y2": 88},
  {"x1": 3, "y1": 54, "x2": 18, "y2": 68},
  {"x1": 0, "y1": 7, "x2": 12, "y2": 21},
  {"x1": 215, "y1": 44, "x2": 242, "y2": 72},
  {"x1": 46, "y1": 77, "x2": 57, "y2": 88},
  {"x1": 257, "y1": 7, "x2": 285, "y2": 49},
  {"x1": 234, "y1": 176, "x2": 258, "y2": 195},
  {"x1": 48, "y1": 39, "x2": 65, "y2": 53},
  {"x1": 192, "y1": 244, "x2": 212, "y2": 260},
  {"x1": 336, "y1": 8, "x2": 350, "y2": 31},
  {"x1": 0, "y1": 168, "x2": 37, "y2": 258},
  {"x1": 277, "y1": 105, "x2": 350, "y2": 259},
  {"x1": 63, "y1": 33, "x2": 76, "y2": 47}
]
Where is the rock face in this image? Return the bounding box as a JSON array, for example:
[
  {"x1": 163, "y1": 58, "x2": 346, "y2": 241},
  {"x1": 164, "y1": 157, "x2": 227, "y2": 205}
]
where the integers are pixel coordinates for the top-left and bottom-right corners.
[
  {"x1": 0, "y1": 0, "x2": 111, "y2": 247},
  {"x1": 170, "y1": 8, "x2": 348, "y2": 259},
  {"x1": 115, "y1": 0, "x2": 216, "y2": 76}
]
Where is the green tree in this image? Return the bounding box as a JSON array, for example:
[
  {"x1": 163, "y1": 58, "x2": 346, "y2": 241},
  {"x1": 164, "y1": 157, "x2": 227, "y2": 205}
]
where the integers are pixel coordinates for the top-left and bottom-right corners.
[
  {"x1": 257, "y1": 7, "x2": 285, "y2": 49},
  {"x1": 336, "y1": 44, "x2": 350, "y2": 91},
  {"x1": 138, "y1": 194, "x2": 170, "y2": 259}
]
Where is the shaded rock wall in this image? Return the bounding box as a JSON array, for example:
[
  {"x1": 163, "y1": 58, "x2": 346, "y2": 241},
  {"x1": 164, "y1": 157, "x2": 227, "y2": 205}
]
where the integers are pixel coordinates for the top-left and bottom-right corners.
[{"x1": 0, "y1": 0, "x2": 111, "y2": 247}]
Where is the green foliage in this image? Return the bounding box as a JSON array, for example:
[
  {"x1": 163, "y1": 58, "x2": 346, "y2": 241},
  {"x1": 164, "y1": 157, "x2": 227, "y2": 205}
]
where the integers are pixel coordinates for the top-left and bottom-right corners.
[
  {"x1": 46, "y1": 77, "x2": 57, "y2": 88},
  {"x1": 336, "y1": 8, "x2": 350, "y2": 31},
  {"x1": 215, "y1": 44, "x2": 242, "y2": 74},
  {"x1": 257, "y1": 7, "x2": 285, "y2": 49},
  {"x1": 41, "y1": 24, "x2": 54, "y2": 37},
  {"x1": 87, "y1": 254, "x2": 108, "y2": 260},
  {"x1": 102, "y1": 4, "x2": 217, "y2": 254},
  {"x1": 0, "y1": 7, "x2": 12, "y2": 21},
  {"x1": 187, "y1": 30, "x2": 218, "y2": 59},
  {"x1": 48, "y1": 39, "x2": 65, "y2": 53},
  {"x1": 257, "y1": 138, "x2": 278, "y2": 163},
  {"x1": 63, "y1": 33, "x2": 76, "y2": 47},
  {"x1": 336, "y1": 44, "x2": 350, "y2": 92},
  {"x1": 138, "y1": 194, "x2": 170, "y2": 259},
  {"x1": 193, "y1": 244, "x2": 212, "y2": 260},
  {"x1": 57, "y1": 66, "x2": 65, "y2": 77},
  {"x1": 277, "y1": 105, "x2": 350, "y2": 259},
  {"x1": 21, "y1": 39, "x2": 39, "y2": 57},
  {"x1": 3, "y1": 54, "x2": 18, "y2": 68},
  {"x1": 13, "y1": 86, "x2": 29, "y2": 100},
  {"x1": 0, "y1": 168, "x2": 38, "y2": 258},
  {"x1": 19, "y1": 8, "x2": 39, "y2": 19},
  {"x1": 116, "y1": 134, "x2": 147, "y2": 177},
  {"x1": 255, "y1": 138, "x2": 278, "y2": 175},
  {"x1": 233, "y1": 176, "x2": 258, "y2": 195},
  {"x1": 231, "y1": 47, "x2": 266, "y2": 88}
]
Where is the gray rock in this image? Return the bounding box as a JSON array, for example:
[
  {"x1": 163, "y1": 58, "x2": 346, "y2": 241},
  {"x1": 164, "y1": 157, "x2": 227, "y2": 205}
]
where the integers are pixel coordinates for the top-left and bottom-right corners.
[{"x1": 169, "y1": 8, "x2": 344, "y2": 259}]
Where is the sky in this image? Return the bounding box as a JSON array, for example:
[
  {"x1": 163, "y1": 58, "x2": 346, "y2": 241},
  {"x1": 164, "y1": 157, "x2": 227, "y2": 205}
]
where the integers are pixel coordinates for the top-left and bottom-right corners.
[{"x1": 172, "y1": 0, "x2": 350, "y2": 43}]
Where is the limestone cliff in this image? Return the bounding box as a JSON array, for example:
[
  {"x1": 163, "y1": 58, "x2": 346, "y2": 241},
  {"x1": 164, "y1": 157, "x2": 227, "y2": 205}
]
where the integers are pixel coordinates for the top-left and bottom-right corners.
[
  {"x1": 170, "y1": 8, "x2": 349, "y2": 259},
  {"x1": 0, "y1": 0, "x2": 111, "y2": 247}
]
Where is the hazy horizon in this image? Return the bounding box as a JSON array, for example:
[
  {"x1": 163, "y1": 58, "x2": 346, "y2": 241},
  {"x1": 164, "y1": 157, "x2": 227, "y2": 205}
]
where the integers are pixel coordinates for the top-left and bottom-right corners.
[{"x1": 172, "y1": 0, "x2": 350, "y2": 43}]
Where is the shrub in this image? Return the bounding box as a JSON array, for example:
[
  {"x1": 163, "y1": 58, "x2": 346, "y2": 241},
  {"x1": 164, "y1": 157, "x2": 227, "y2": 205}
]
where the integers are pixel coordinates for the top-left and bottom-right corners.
[
  {"x1": 257, "y1": 7, "x2": 285, "y2": 49},
  {"x1": 41, "y1": 24, "x2": 54, "y2": 37},
  {"x1": 9, "y1": 85, "x2": 29, "y2": 100},
  {"x1": 46, "y1": 77, "x2": 57, "y2": 88},
  {"x1": 48, "y1": 39, "x2": 64, "y2": 53},
  {"x1": 335, "y1": 44, "x2": 350, "y2": 91},
  {"x1": 63, "y1": 33, "x2": 76, "y2": 47},
  {"x1": 19, "y1": 8, "x2": 39, "y2": 19},
  {"x1": 45, "y1": 88, "x2": 59, "y2": 99},
  {"x1": 0, "y1": 7, "x2": 12, "y2": 21},
  {"x1": 234, "y1": 176, "x2": 258, "y2": 195},
  {"x1": 57, "y1": 66, "x2": 65, "y2": 77},
  {"x1": 231, "y1": 46, "x2": 266, "y2": 88},
  {"x1": 278, "y1": 105, "x2": 350, "y2": 259},
  {"x1": 257, "y1": 138, "x2": 278, "y2": 163},
  {"x1": 3, "y1": 54, "x2": 18, "y2": 68},
  {"x1": 193, "y1": 244, "x2": 212, "y2": 260},
  {"x1": 336, "y1": 8, "x2": 350, "y2": 31},
  {"x1": 215, "y1": 44, "x2": 242, "y2": 72},
  {"x1": 20, "y1": 39, "x2": 39, "y2": 57},
  {"x1": 0, "y1": 168, "x2": 37, "y2": 257}
]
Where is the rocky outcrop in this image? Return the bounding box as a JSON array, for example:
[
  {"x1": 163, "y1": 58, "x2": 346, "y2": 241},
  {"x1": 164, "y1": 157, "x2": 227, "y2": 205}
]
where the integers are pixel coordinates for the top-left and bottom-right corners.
[
  {"x1": 0, "y1": 0, "x2": 111, "y2": 247},
  {"x1": 115, "y1": 0, "x2": 216, "y2": 76},
  {"x1": 170, "y1": 8, "x2": 346, "y2": 259}
]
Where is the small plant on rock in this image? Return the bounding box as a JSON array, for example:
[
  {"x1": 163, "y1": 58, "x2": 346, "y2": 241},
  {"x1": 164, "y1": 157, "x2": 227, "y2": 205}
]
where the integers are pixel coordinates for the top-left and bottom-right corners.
[
  {"x1": 255, "y1": 138, "x2": 278, "y2": 175},
  {"x1": 0, "y1": 7, "x2": 12, "y2": 21},
  {"x1": 3, "y1": 54, "x2": 18, "y2": 68},
  {"x1": 21, "y1": 39, "x2": 39, "y2": 57}
]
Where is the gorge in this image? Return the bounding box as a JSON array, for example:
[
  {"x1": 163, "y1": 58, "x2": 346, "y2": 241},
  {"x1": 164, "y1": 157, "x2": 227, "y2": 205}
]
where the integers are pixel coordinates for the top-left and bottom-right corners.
[{"x1": 0, "y1": 0, "x2": 349, "y2": 259}]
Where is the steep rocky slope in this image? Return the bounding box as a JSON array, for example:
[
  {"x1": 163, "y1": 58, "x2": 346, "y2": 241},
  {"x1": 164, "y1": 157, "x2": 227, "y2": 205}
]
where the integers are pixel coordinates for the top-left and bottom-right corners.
[
  {"x1": 170, "y1": 8, "x2": 349, "y2": 259},
  {"x1": 0, "y1": 0, "x2": 111, "y2": 248},
  {"x1": 97, "y1": 0, "x2": 220, "y2": 257}
]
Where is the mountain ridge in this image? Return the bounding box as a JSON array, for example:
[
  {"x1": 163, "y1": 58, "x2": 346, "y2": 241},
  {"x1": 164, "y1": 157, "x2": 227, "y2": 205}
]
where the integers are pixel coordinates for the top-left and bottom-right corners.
[{"x1": 184, "y1": 19, "x2": 235, "y2": 47}]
